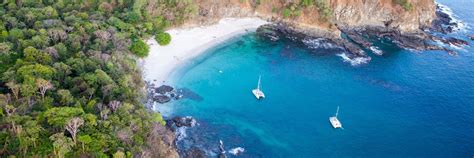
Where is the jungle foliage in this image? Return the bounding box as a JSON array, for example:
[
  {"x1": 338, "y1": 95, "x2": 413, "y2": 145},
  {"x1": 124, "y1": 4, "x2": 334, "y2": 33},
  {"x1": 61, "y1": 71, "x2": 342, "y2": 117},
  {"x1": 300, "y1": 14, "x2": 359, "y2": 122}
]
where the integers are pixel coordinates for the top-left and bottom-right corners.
[{"x1": 0, "y1": 0, "x2": 196, "y2": 157}]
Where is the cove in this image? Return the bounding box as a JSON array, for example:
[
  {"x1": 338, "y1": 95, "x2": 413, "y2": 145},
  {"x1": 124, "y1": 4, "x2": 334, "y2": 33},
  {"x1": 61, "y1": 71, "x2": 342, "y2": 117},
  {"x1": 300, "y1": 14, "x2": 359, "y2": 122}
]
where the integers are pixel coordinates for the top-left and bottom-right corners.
[{"x1": 158, "y1": 1, "x2": 474, "y2": 157}]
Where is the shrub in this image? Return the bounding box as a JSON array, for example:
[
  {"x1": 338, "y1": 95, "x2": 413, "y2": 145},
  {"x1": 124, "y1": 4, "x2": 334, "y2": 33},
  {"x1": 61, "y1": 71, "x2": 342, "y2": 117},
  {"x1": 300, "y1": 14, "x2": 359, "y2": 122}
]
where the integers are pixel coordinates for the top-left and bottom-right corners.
[
  {"x1": 314, "y1": 0, "x2": 333, "y2": 21},
  {"x1": 155, "y1": 32, "x2": 171, "y2": 46},
  {"x1": 130, "y1": 39, "x2": 149, "y2": 57},
  {"x1": 393, "y1": 0, "x2": 413, "y2": 11},
  {"x1": 282, "y1": 8, "x2": 292, "y2": 18},
  {"x1": 300, "y1": 0, "x2": 314, "y2": 7}
]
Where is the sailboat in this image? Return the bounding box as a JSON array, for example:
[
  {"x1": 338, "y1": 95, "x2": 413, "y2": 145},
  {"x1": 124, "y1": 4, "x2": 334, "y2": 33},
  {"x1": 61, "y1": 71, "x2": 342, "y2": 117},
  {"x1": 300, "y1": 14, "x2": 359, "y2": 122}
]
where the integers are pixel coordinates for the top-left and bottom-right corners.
[
  {"x1": 252, "y1": 75, "x2": 265, "y2": 99},
  {"x1": 329, "y1": 106, "x2": 342, "y2": 129}
]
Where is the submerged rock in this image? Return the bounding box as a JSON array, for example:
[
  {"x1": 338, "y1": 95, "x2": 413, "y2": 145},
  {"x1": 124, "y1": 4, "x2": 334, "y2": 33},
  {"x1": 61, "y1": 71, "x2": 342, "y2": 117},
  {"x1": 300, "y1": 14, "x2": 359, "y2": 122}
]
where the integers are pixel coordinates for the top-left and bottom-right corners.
[{"x1": 176, "y1": 88, "x2": 203, "y2": 101}]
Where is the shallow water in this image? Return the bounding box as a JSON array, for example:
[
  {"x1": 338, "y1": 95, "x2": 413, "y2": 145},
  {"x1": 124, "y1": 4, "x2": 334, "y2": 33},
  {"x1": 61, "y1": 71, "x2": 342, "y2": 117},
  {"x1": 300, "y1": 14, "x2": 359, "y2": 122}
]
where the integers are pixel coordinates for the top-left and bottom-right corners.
[{"x1": 159, "y1": 1, "x2": 474, "y2": 157}]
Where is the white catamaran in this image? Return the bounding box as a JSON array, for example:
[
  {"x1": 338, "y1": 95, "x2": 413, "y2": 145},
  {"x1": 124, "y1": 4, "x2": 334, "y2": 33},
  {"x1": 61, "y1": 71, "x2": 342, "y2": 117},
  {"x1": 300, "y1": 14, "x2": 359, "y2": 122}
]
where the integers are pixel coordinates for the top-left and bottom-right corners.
[
  {"x1": 329, "y1": 106, "x2": 342, "y2": 129},
  {"x1": 252, "y1": 76, "x2": 265, "y2": 99}
]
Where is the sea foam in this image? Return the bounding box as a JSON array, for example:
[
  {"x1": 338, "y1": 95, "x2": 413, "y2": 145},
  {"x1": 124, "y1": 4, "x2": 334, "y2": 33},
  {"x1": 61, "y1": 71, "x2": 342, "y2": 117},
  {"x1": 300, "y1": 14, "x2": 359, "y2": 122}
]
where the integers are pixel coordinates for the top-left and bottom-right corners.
[
  {"x1": 369, "y1": 46, "x2": 383, "y2": 55},
  {"x1": 176, "y1": 127, "x2": 188, "y2": 141},
  {"x1": 229, "y1": 147, "x2": 245, "y2": 155},
  {"x1": 337, "y1": 53, "x2": 371, "y2": 66},
  {"x1": 302, "y1": 38, "x2": 340, "y2": 50},
  {"x1": 437, "y1": 3, "x2": 469, "y2": 32}
]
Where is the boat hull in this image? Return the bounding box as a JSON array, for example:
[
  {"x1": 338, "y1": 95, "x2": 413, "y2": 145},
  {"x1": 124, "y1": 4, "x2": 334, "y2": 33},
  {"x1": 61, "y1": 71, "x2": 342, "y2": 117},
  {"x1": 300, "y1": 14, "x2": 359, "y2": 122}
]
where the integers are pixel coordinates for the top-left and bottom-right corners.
[
  {"x1": 252, "y1": 89, "x2": 265, "y2": 99},
  {"x1": 329, "y1": 116, "x2": 342, "y2": 128}
]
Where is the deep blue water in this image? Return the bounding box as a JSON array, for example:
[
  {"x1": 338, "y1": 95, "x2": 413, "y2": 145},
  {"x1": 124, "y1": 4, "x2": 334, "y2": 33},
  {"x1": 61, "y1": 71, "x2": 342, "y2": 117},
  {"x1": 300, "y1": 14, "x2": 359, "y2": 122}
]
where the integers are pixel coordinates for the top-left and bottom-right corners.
[{"x1": 160, "y1": 1, "x2": 474, "y2": 157}]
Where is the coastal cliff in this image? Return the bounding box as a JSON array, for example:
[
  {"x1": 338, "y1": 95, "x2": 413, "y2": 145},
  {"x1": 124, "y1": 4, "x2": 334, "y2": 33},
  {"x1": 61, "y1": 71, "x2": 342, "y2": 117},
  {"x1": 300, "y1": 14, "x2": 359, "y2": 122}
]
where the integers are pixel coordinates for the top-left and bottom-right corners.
[{"x1": 186, "y1": 0, "x2": 436, "y2": 36}]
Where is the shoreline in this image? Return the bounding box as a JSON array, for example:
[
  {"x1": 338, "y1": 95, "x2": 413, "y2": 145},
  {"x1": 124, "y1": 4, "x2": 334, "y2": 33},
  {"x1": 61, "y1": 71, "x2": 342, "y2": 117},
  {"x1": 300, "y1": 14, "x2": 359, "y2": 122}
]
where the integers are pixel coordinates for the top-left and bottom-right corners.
[{"x1": 143, "y1": 18, "x2": 268, "y2": 85}]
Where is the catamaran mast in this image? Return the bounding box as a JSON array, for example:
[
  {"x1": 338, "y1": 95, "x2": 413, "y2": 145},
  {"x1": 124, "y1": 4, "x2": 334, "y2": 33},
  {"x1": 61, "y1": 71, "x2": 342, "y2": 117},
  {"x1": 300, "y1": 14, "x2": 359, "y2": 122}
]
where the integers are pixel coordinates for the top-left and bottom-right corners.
[
  {"x1": 336, "y1": 106, "x2": 339, "y2": 118},
  {"x1": 257, "y1": 75, "x2": 261, "y2": 90}
]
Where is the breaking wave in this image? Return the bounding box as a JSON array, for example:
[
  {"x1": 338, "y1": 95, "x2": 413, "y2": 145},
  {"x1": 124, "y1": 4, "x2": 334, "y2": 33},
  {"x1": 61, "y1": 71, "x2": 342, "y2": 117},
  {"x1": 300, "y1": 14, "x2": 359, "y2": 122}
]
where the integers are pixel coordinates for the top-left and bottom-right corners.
[
  {"x1": 302, "y1": 38, "x2": 340, "y2": 49},
  {"x1": 369, "y1": 46, "x2": 383, "y2": 55},
  {"x1": 229, "y1": 147, "x2": 245, "y2": 155},
  {"x1": 176, "y1": 127, "x2": 188, "y2": 141},
  {"x1": 437, "y1": 3, "x2": 469, "y2": 32},
  {"x1": 433, "y1": 38, "x2": 467, "y2": 51},
  {"x1": 337, "y1": 53, "x2": 371, "y2": 66}
]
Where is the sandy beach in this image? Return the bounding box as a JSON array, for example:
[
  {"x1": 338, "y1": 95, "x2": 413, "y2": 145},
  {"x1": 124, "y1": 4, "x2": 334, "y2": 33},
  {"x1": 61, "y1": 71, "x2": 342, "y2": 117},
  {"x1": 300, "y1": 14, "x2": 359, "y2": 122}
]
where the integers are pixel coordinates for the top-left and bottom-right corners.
[{"x1": 143, "y1": 18, "x2": 268, "y2": 84}]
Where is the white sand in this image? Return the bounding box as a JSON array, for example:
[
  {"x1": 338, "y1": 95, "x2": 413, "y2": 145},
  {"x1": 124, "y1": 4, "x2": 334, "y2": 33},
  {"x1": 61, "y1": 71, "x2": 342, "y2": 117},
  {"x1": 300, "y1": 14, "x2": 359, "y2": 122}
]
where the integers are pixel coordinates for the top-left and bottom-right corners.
[{"x1": 143, "y1": 18, "x2": 268, "y2": 84}]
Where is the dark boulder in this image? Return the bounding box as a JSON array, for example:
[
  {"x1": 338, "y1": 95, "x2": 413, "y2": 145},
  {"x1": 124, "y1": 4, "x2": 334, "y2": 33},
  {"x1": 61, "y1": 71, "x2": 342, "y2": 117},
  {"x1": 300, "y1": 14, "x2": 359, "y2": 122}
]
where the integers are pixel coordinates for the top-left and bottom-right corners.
[
  {"x1": 435, "y1": 9, "x2": 451, "y2": 24},
  {"x1": 431, "y1": 4, "x2": 459, "y2": 34},
  {"x1": 256, "y1": 24, "x2": 281, "y2": 41},
  {"x1": 154, "y1": 95, "x2": 171, "y2": 104},
  {"x1": 156, "y1": 85, "x2": 174, "y2": 94},
  {"x1": 444, "y1": 37, "x2": 469, "y2": 47},
  {"x1": 172, "y1": 116, "x2": 196, "y2": 127}
]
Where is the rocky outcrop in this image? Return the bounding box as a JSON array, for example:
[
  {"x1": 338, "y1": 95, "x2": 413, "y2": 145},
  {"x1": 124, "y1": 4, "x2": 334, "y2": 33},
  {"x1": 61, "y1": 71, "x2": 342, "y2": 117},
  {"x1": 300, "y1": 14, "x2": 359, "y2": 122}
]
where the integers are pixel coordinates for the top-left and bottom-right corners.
[
  {"x1": 185, "y1": 0, "x2": 470, "y2": 61},
  {"x1": 147, "y1": 84, "x2": 184, "y2": 104},
  {"x1": 156, "y1": 85, "x2": 174, "y2": 94},
  {"x1": 256, "y1": 1, "x2": 469, "y2": 59},
  {"x1": 169, "y1": 116, "x2": 197, "y2": 128},
  {"x1": 339, "y1": 25, "x2": 444, "y2": 51},
  {"x1": 154, "y1": 95, "x2": 171, "y2": 104},
  {"x1": 146, "y1": 82, "x2": 203, "y2": 104},
  {"x1": 141, "y1": 123, "x2": 179, "y2": 158},
  {"x1": 441, "y1": 37, "x2": 469, "y2": 47},
  {"x1": 429, "y1": 4, "x2": 466, "y2": 34},
  {"x1": 257, "y1": 23, "x2": 368, "y2": 60}
]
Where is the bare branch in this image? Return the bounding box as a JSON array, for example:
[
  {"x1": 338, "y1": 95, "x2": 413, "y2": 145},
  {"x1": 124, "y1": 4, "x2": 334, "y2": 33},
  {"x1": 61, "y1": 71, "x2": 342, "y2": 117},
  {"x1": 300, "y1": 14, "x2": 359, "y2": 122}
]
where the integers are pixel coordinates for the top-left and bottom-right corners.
[
  {"x1": 108, "y1": 100, "x2": 121, "y2": 113},
  {"x1": 65, "y1": 117, "x2": 84, "y2": 144}
]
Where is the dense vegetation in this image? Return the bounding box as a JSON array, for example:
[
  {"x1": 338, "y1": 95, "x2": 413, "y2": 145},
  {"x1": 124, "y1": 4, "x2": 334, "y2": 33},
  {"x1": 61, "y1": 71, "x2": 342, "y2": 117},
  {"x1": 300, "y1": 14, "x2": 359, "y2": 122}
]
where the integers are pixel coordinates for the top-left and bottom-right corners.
[
  {"x1": 280, "y1": 0, "x2": 332, "y2": 21},
  {"x1": 0, "y1": 0, "x2": 197, "y2": 157},
  {"x1": 393, "y1": 0, "x2": 413, "y2": 11}
]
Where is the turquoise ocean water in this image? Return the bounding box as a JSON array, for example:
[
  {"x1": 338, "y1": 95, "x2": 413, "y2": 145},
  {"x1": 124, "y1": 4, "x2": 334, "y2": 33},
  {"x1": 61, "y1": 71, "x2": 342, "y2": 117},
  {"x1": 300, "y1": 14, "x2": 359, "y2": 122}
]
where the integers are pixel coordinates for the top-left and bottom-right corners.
[{"x1": 161, "y1": 1, "x2": 474, "y2": 157}]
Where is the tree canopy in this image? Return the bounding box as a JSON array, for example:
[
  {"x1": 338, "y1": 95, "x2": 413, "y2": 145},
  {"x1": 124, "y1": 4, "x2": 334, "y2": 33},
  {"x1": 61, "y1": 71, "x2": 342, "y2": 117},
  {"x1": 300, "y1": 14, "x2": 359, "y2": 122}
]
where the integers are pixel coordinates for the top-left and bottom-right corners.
[
  {"x1": 0, "y1": 0, "x2": 198, "y2": 157},
  {"x1": 130, "y1": 39, "x2": 149, "y2": 58},
  {"x1": 155, "y1": 32, "x2": 172, "y2": 46}
]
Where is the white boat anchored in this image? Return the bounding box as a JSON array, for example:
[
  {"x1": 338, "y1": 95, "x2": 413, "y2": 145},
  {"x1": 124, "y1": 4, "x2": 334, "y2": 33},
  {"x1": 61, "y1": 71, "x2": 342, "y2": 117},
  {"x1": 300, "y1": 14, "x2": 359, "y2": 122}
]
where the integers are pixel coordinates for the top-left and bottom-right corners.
[
  {"x1": 252, "y1": 75, "x2": 265, "y2": 99},
  {"x1": 329, "y1": 106, "x2": 342, "y2": 129}
]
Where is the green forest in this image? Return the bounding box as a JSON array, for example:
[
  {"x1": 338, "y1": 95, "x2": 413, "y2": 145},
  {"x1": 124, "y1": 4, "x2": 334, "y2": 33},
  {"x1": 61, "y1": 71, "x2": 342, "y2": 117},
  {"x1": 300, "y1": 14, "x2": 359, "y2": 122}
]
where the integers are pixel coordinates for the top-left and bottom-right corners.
[{"x1": 0, "y1": 0, "x2": 196, "y2": 157}]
